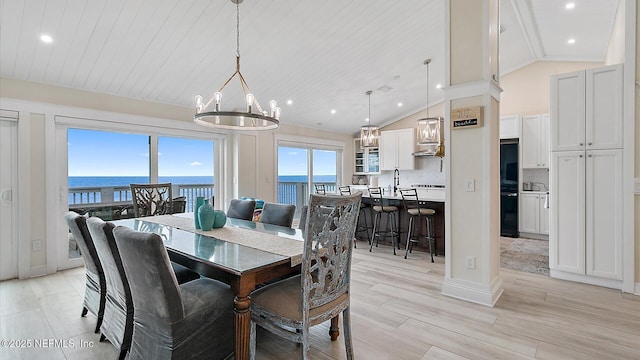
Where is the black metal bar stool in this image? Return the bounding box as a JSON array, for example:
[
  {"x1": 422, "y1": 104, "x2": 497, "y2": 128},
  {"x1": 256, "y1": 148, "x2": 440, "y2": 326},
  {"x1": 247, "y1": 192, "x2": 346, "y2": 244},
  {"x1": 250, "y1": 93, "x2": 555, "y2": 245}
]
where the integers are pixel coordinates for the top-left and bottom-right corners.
[
  {"x1": 314, "y1": 183, "x2": 326, "y2": 195},
  {"x1": 400, "y1": 189, "x2": 436, "y2": 262},
  {"x1": 368, "y1": 187, "x2": 399, "y2": 255},
  {"x1": 339, "y1": 186, "x2": 370, "y2": 247}
]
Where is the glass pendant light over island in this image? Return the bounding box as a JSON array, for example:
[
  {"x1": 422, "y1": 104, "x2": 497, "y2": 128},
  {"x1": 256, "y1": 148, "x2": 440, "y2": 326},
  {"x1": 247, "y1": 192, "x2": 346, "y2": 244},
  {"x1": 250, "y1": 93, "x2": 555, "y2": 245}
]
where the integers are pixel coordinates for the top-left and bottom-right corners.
[
  {"x1": 360, "y1": 90, "x2": 379, "y2": 148},
  {"x1": 194, "y1": 0, "x2": 280, "y2": 131}
]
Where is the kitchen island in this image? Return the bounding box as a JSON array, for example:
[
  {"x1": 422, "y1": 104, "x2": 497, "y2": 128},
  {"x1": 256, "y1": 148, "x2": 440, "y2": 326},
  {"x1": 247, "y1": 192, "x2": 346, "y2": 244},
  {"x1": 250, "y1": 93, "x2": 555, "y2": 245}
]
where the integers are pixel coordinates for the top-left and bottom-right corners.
[{"x1": 355, "y1": 187, "x2": 445, "y2": 257}]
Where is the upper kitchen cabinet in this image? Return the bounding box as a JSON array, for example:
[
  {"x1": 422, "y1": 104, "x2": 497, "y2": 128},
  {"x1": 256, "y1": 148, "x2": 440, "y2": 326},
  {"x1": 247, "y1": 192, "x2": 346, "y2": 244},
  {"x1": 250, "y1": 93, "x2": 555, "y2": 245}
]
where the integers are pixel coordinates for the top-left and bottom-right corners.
[
  {"x1": 521, "y1": 114, "x2": 550, "y2": 168},
  {"x1": 353, "y1": 138, "x2": 380, "y2": 174},
  {"x1": 551, "y1": 64, "x2": 623, "y2": 152},
  {"x1": 380, "y1": 128, "x2": 415, "y2": 171},
  {"x1": 499, "y1": 115, "x2": 521, "y2": 139}
]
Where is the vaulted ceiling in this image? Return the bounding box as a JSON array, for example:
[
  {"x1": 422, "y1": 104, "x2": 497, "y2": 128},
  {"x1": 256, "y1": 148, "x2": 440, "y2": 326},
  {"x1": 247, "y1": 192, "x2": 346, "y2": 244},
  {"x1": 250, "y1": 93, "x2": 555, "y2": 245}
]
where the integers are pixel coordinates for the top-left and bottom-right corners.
[{"x1": 0, "y1": 0, "x2": 621, "y2": 135}]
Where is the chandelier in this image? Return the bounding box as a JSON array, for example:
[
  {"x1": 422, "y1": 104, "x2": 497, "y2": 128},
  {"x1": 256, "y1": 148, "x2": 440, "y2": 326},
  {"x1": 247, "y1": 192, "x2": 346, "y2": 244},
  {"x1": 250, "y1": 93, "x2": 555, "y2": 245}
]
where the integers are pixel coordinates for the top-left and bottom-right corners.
[
  {"x1": 416, "y1": 58, "x2": 442, "y2": 144},
  {"x1": 360, "y1": 90, "x2": 379, "y2": 148},
  {"x1": 194, "y1": 0, "x2": 280, "y2": 131}
]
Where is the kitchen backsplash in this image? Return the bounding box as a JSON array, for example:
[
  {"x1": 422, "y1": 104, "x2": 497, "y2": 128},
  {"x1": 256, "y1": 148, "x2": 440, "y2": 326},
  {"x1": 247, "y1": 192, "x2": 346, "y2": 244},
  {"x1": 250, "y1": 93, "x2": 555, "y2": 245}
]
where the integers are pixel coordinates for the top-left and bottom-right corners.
[
  {"x1": 522, "y1": 168, "x2": 549, "y2": 192},
  {"x1": 373, "y1": 157, "x2": 445, "y2": 188}
]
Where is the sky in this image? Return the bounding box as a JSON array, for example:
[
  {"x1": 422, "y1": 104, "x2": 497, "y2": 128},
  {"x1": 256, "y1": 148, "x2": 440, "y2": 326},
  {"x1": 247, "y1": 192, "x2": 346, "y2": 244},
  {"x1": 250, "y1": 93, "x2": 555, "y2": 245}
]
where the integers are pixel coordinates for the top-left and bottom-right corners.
[
  {"x1": 69, "y1": 129, "x2": 337, "y2": 177},
  {"x1": 67, "y1": 129, "x2": 214, "y2": 176}
]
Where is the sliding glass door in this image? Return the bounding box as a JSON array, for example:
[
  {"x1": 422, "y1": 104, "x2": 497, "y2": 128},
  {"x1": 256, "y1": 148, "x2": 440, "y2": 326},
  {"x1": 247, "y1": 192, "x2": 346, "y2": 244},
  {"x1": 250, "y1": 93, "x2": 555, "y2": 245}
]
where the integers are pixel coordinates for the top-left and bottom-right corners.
[{"x1": 277, "y1": 145, "x2": 339, "y2": 219}]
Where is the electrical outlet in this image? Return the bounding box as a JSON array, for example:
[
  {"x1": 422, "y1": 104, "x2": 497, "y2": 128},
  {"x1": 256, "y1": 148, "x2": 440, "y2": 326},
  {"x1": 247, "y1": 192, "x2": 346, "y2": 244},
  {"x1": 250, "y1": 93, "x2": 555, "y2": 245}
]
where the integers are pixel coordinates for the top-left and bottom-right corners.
[
  {"x1": 465, "y1": 256, "x2": 476, "y2": 269},
  {"x1": 465, "y1": 179, "x2": 475, "y2": 192},
  {"x1": 32, "y1": 239, "x2": 42, "y2": 252}
]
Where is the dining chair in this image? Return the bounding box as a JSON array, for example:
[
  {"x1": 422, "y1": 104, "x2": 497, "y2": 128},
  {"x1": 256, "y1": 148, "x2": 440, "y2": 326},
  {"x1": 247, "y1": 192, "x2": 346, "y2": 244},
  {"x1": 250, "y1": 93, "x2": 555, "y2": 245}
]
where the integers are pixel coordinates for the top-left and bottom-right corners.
[
  {"x1": 113, "y1": 225, "x2": 235, "y2": 360},
  {"x1": 249, "y1": 193, "x2": 362, "y2": 360},
  {"x1": 227, "y1": 198, "x2": 256, "y2": 220},
  {"x1": 64, "y1": 211, "x2": 106, "y2": 334},
  {"x1": 130, "y1": 183, "x2": 173, "y2": 217},
  {"x1": 86, "y1": 217, "x2": 132, "y2": 360},
  {"x1": 400, "y1": 189, "x2": 436, "y2": 262},
  {"x1": 259, "y1": 202, "x2": 296, "y2": 227},
  {"x1": 338, "y1": 186, "x2": 370, "y2": 248},
  {"x1": 171, "y1": 196, "x2": 187, "y2": 214},
  {"x1": 314, "y1": 183, "x2": 326, "y2": 195}
]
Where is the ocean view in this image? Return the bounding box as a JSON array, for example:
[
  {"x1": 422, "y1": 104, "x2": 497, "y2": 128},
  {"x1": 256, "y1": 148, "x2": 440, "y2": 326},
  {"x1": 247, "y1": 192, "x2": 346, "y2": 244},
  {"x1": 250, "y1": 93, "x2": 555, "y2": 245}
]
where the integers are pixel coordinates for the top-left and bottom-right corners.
[{"x1": 68, "y1": 175, "x2": 337, "y2": 188}]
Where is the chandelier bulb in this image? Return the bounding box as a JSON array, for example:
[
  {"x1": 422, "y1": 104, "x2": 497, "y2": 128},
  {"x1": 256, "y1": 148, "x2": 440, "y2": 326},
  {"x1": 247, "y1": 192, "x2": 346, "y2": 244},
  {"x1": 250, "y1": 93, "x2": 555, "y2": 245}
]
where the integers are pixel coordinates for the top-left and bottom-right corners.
[
  {"x1": 246, "y1": 93, "x2": 254, "y2": 113},
  {"x1": 275, "y1": 107, "x2": 281, "y2": 120},
  {"x1": 195, "y1": 95, "x2": 203, "y2": 113},
  {"x1": 269, "y1": 100, "x2": 277, "y2": 117},
  {"x1": 214, "y1": 92, "x2": 223, "y2": 111}
]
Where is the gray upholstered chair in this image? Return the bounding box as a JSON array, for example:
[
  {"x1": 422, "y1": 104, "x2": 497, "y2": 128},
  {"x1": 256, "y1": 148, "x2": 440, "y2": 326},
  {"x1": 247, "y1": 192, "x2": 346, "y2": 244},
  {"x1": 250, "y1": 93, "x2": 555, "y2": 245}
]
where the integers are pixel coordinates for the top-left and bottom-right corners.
[
  {"x1": 249, "y1": 193, "x2": 362, "y2": 360},
  {"x1": 130, "y1": 183, "x2": 173, "y2": 217},
  {"x1": 64, "y1": 211, "x2": 106, "y2": 333},
  {"x1": 227, "y1": 198, "x2": 256, "y2": 220},
  {"x1": 87, "y1": 217, "x2": 132, "y2": 360},
  {"x1": 113, "y1": 226, "x2": 234, "y2": 360},
  {"x1": 259, "y1": 202, "x2": 296, "y2": 228}
]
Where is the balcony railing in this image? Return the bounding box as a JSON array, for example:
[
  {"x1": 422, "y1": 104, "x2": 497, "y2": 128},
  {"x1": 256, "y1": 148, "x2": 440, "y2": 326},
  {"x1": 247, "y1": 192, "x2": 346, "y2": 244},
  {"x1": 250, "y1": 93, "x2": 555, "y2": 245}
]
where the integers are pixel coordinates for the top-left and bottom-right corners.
[
  {"x1": 68, "y1": 184, "x2": 214, "y2": 219},
  {"x1": 277, "y1": 181, "x2": 336, "y2": 217}
]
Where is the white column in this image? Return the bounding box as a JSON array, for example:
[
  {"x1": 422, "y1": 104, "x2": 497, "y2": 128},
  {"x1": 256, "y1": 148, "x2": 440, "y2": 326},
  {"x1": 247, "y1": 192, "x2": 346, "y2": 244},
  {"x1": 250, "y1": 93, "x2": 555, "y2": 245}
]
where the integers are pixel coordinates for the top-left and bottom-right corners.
[{"x1": 441, "y1": 0, "x2": 503, "y2": 306}]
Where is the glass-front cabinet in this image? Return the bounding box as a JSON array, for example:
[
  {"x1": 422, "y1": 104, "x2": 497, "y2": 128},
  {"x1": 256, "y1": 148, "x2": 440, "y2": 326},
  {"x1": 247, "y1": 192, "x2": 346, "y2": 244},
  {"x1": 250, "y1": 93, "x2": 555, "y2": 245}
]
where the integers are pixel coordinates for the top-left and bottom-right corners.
[{"x1": 354, "y1": 138, "x2": 380, "y2": 174}]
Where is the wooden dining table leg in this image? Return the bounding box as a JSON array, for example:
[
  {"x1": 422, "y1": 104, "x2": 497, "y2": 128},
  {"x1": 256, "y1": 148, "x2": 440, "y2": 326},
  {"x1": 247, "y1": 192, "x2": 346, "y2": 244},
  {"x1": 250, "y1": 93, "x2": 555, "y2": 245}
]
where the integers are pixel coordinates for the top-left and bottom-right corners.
[
  {"x1": 329, "y1": 315, "x2": 340, "y2": 341},
  {"x1": 232, "y1": 275, "x2": 255, "y2": 360}
]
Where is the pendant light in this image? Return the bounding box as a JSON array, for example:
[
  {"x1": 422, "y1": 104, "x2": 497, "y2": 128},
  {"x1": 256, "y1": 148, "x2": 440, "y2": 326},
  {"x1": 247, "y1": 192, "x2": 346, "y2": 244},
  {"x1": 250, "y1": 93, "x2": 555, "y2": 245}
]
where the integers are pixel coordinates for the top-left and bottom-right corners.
[
  {"x1": 194, "y1": 0, "x2": 280, "y2": 130},
  {"x1": 360, "y1": 90, "x2": 379, "y2": 148},
  {"x1": 416, "y1": 59, "x2": 442, "y2": 144}
]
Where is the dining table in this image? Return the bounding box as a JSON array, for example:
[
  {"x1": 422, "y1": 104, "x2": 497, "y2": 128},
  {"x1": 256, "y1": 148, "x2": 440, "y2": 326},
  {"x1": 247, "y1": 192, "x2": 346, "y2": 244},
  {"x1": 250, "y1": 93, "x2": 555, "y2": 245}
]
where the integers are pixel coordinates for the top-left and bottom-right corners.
[{"x1": 113, "y1": 214, "x2": 341, "y2": 360}]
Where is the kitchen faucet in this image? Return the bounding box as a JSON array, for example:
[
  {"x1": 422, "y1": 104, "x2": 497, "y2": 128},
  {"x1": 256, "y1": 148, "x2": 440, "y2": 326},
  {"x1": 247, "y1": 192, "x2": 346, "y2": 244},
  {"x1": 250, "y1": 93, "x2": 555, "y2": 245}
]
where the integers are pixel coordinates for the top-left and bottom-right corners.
[{"x1": 393, "y1": 168, "x2": 400, "y2": 196}]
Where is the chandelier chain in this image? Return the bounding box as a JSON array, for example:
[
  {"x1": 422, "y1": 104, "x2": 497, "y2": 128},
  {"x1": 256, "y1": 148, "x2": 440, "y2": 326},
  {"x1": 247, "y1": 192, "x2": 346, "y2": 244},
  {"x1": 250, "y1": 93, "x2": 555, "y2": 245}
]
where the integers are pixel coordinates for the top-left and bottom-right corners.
[{"x1": 236, "y1": 1, "x2": 240, "y2": 57}]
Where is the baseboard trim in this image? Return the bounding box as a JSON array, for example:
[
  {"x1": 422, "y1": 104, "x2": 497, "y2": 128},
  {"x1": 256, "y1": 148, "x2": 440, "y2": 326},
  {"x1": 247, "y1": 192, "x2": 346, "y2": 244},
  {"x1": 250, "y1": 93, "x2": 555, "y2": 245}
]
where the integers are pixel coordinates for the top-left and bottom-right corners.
[
  {"x1": 550, "y1": 269, "x2": 622, "y2": 290},
  {"x1": 441, "y1": 276, "x2": 504, "y2": 307},
  {"x1": 634, "y1": 282, "x2": 640, "y2": 295},
  {"x1": 30, "y1": 265, "x2": 47, "y2": 278},
  {"x1": 518, "y1": 232, "x2": 549, "y2": 241}
]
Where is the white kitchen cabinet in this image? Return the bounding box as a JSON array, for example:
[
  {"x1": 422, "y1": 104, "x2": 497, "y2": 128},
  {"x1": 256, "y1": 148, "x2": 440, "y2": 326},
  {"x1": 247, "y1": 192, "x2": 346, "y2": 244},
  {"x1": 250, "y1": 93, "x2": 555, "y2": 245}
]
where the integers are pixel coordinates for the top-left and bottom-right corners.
[
  {"x1": 521, "y1": 114, "x2": 549, "y2": 168},
  {"x1": 519, "y1": 191, "x2": 549, "y2": 235},
  {"x1": 353, "y1": 138, "x2": 380, "y2": 174},
  {"x1": 551, "y1": 64, "x2": 623, "y2": 152},
  {"x1": 550, "y1": 63, "x2": 624, "y2": 285},
  {"x1": 499, "y1": 115, "x2": 520, "y2": 139},
  {"x1": 380, "y1": 128, "x2": 415, "y2": 171},
  {"x1": 519, "y1": 193, "x2": 539, "y2": 234}
]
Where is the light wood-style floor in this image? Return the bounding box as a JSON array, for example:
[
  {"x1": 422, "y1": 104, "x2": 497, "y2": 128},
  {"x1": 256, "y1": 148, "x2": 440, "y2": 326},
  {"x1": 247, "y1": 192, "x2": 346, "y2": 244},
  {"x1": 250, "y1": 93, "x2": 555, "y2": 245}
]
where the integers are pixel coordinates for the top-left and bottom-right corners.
[{"x1": 1, "y1": 243, "x2": 639, "y2": 359}]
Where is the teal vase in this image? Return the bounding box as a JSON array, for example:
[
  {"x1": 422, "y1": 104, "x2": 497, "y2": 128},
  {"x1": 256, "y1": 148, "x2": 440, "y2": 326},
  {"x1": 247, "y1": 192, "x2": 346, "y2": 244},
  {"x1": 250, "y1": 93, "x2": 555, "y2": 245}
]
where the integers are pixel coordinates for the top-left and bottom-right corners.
[
  {"x1": 198, "y1": 199, "x2": 215, "y2": 231},
  {"x1": 212, "y1": 210, "x2": 227, "y2": 228},
  {"x1": 194, "y1": 197, "x2": 206, "y2": 229}
]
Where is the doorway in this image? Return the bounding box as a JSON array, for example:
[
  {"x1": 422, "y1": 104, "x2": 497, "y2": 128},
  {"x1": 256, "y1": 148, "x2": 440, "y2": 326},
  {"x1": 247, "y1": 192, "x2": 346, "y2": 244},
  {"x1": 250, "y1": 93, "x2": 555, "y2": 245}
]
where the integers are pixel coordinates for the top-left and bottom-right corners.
[{"x1": 0, "y1": 112, "x2": 18, "y2": 280}]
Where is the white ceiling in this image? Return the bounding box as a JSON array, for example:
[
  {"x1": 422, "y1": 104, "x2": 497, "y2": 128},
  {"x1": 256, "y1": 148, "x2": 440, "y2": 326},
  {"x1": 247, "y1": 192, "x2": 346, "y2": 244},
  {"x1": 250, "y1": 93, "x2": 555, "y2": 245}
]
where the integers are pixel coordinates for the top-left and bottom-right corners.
[{"x1": 0, "y1": 0, "x2": 620, "y2": 135}]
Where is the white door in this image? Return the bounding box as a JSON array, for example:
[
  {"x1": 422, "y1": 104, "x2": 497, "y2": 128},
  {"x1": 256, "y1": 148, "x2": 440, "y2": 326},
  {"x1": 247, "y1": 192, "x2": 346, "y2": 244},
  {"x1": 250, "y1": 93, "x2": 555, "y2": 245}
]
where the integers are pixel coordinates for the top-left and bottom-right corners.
[
  {"x1": 539, "y1": 114, "x2": 550, "y2": 168},
  {"x1": 585, "y1": 149, "x2": 623, "y2": 280},
  {"x1": 396, "y1": 129, "x2": 415, "y2": 170},
  {"x1": 585, "y1": 64, "x2": 623, "y2": 151},
  {"x1": 519, "y1": 193, "x2": 539, "y2": 233},
  {"x1": 0, "y1": 112, "x2": 19, "y2": 280},
  {"x1": 538, "y1": 194, "x2": 549, "y2": 235},
  {"x1": 379, "y1": 131, "x2": 397, "y2": 171},
  {"x1": 550, "y1": 151, "x2": 585, "y2": 274},
  {"x1": 550, "y1": 70, "x2": 585, "y2": 152}
]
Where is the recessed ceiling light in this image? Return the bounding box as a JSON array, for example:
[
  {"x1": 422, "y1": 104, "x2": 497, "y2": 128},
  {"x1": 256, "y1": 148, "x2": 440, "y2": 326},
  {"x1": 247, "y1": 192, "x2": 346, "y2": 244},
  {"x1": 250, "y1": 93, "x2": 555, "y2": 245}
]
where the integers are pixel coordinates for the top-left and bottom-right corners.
[
  {"x1": 565, "y1": 2, "x2": 575, "y2": 9},
  {"x1": 330, "y1": 109, "x2": 336, "y2": 115},
  {"x1": 436, "y1": 84, "x2": 442, "y2": 89},
  {"x1": 397, "y1": 102, "x2": 403, "y2": 107},
  {"x1": 568, "y1": 38, "x2": 576, "y2": 44},
  {"x1": 40, "y1": 34, "x2": 53, "y2": 43},
  {"x1": 286, "y1": 99, "x2": 293, "y2": 105}
]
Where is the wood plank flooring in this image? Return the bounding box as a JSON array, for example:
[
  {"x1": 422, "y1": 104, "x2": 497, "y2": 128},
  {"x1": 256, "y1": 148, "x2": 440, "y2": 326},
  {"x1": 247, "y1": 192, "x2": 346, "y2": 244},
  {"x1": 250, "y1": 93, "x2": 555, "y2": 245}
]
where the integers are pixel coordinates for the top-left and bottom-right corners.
[{"x1": 1, "y1": 244, "x2": 638, "y2": 359}]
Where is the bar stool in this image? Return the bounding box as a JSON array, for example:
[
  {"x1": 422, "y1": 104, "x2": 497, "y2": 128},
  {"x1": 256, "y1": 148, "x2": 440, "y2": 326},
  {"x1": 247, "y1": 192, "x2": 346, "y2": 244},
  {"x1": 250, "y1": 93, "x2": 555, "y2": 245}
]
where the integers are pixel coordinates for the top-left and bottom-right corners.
[
  {"x1": 400, "y1": 189, "x2": 436, "y2": 262},
  {"x1": 368, "y1": 187, "x2": 400, "y2": 255},
  {"x1": 339, "y1": 186, "x2": 370, "y2": 247},
  {"x1": 314, "y1": 183, "x2": 326, "y2": 195}
]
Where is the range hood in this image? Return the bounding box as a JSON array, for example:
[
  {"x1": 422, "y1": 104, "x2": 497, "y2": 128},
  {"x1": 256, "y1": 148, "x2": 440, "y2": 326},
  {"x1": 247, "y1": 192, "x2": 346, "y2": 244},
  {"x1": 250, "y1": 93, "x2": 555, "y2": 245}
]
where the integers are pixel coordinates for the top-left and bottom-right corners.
[{"x1": 412, "y1": 143, "x2": 439, "y2": 157}]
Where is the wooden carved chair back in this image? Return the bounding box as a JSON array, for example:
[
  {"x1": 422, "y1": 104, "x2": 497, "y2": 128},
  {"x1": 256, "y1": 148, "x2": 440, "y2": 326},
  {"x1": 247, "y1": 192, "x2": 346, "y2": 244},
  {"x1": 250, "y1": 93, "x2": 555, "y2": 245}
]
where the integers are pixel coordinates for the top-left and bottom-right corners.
[{"x1": 130, "y1": 183, "x2": 173, "y2": 217}]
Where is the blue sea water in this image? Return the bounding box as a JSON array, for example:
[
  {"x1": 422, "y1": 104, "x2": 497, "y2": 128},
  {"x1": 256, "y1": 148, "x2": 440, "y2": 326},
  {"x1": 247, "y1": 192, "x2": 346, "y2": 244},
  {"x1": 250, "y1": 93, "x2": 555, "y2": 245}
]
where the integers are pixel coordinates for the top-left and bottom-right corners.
[{"x1": 68, "y1": 175, "x2": 336, "y2": 188}]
